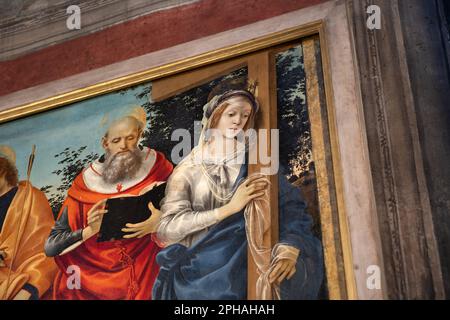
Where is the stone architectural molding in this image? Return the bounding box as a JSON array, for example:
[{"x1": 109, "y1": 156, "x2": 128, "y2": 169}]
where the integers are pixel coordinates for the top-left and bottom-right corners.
[{"x1": 0, "y1": 0, "x2": 199, "y2": 61}]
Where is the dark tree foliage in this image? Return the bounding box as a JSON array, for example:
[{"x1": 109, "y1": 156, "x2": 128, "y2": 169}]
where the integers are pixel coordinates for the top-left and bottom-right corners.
[
  {"x1": 139, "y1": 68, "x2": 248, "y2": 161},
  {"x1": 41, "y1": 146, "x2": 98, "y2": 218},
  {"x1": 276, "y1": 46, "x2": 312, "y2": 180}
]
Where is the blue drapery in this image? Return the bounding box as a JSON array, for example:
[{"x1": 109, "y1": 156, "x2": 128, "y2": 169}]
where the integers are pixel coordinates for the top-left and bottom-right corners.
[{"x1": 153, "y1": 163, "x2": 324, "y2": 300}]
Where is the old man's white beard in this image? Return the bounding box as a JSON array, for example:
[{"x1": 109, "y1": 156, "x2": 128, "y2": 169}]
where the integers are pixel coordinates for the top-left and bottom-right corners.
[{"x1": 102, "y1": 148, "x2": 144, "y2": 184}]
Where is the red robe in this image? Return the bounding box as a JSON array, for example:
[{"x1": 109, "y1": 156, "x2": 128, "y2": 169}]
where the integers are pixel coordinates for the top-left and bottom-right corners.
[{"x1": 52, "y1": 151, "x2": 173, "y2": 300}]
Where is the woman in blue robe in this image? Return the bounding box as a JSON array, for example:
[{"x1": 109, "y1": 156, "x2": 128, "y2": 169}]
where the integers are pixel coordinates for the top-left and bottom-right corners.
[{"x1": 153, "y1": 87, "x2": 324, "y2": 300}]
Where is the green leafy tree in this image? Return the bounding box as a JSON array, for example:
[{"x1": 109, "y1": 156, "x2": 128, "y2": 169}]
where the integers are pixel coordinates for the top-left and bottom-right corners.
[{"x1": 276, "y1": 46, "x2": 313, "y2": 180}]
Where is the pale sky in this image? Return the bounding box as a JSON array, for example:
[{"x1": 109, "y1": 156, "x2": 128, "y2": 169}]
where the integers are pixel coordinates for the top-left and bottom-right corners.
[{"x1": 0, "y1": 82, "x2": 151, "y2": 193}]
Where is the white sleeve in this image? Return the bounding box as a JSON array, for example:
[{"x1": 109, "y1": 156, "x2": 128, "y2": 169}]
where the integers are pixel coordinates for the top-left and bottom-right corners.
[{"x1": 157, "y1": 170, "x2": 220, "y2": 244}]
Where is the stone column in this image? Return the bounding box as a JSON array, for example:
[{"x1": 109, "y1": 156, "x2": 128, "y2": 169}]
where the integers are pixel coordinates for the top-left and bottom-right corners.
[{"x1": 346, "y1": 0, "x2": 448, "y2": 299}]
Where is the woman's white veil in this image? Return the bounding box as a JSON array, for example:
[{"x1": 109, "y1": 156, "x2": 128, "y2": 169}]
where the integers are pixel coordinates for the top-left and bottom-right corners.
[{"x1": 174, "y1": 92, "x2": 257, "y2": 203}]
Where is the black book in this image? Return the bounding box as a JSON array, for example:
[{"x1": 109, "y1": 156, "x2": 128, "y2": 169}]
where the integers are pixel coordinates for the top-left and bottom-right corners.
[{"x1": 97, "y1": 182, "x2": 166, "y2": 242}]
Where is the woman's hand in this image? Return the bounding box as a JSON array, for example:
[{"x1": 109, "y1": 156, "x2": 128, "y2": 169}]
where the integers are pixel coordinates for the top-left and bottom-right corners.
[
  {"x1": 82, "y1": 199, "x2": 108, "y2": 241},
  {"x1": 269, "y1": 259, "x2": 297, "y2": 284},
  {"x1": 217, "y1": 175, "x2": 268, "y2": 220},
  {"x1": 122, "y1": 202, "x2": 162, "y2": 239}
]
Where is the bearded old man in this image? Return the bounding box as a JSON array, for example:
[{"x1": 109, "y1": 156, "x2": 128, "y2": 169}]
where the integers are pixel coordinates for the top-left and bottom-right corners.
[
  {"x1": 0, "y1": 146, "x2": 57, "y2": 300},
  {"x1": 45, "y1": 111, "x2": 173, "y2": 300}
]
